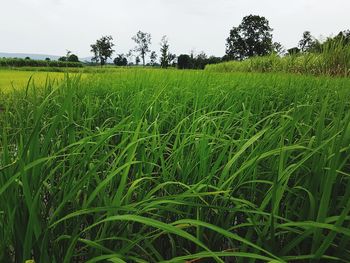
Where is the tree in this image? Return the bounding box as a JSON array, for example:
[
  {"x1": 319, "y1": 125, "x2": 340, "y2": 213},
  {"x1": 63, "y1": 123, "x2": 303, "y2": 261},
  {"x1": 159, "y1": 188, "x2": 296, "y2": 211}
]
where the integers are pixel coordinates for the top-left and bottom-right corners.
[
  {"x1": 150, "y1": 51, "x2": 157, "y2": 66},
  {"x1": 177, "y1": 54, "x2": 192, "y2": 69},
  {"x1": 135, "y1": 56, "x2": 140, "y2": 65},
  {"x1": 25, "y1": 57, "x2": 31, "y2": 60},
  {"x1": 298, "y1": 31, "x2": 318, "y2": 52},
  {"x1": 160, "y1": 36, "x2": 175, "y2": 68},
  {"x1": 160, "y1": 36, "x2": 169, "y2": 68},
  {"x1": 226, "y1": 15, "x2": 273, "y2": 60},
  {"x1": 132, "y1": 31, "x2": 151, "y2": 66},
  {"x1": 90, "y1": 35, "x2": 115, "y2": 66},
  {"x1": 67, "y1": 54, "x2": 79, "y2": 62},
  {"x1": 168, "y1": 53, "x2": 176, "y2": 67},
  {"x1": 45, "y1": 58, "x2": 51, "y2": 61},
  {"x1": 273, "y1": 42, "x2": 286, "y2": 56},
  {"x1": 194, "y1": 52, "x2": 208, "y2": 69},
  {"x1": 58, "y1": 56, "x2": 67, "y2": 62},
  {"x1": 114, "y1": 54, "x2": 128, "y2": 66},
  {"x1": 287, "y1": 47, "x2": 300, "y2": 55}
]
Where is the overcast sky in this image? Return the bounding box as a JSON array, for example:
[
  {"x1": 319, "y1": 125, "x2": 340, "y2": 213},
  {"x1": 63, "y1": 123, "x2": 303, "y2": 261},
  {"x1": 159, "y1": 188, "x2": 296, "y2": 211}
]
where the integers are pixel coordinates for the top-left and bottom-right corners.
[{"x1": 1, "y1": 0, "x2": 349, "y2": 58}]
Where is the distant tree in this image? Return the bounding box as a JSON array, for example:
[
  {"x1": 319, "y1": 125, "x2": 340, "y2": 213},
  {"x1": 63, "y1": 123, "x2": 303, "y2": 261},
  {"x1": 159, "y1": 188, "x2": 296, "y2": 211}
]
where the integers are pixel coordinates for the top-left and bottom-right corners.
[
  {"x1": 298, "y1": 31, "x2": 318, "y2": 52},
  {"x1": 150, "y1": 51, "x2": 157, "y2": 66},
  {"x1": 273, "y1": 42, "x2": 286, "y2": 56},
  {"x1": 135, "y1": 56, "x2": 141, "y2": 65},
  {"x1": 194, "y1": 52, "x2": 208, "y2": 69},
  {"x1": 45, "y1": 57, "x2": 51, "y2": 61},
  {"x1": 321, "y1": 30, "x2": 350, "y2": 48},
  {"x1": 160, "y1": 36, "x2": 170, "y2": 68},
  {"x1": 90, "y1": 35, "x2": 115, "y2": 66},
  {"x1": 177, "y1": 54, "x2": 192, "y2": 69},
  {"x1": 287, "y1": 47, "x2": 301, "y2": 55},
  {"x1": 67, "y1": 54, "x2": 79, "y2": 62},
  {"x1": 25, "y1": 57, "x2": 31, "y2": 60},
  {"x1": 113, "y1": 54, "x2": 128, "y2": 66},
  {"x1": 226, "y1": 15, "x2": 273, "y2": 60},
  {"x1": 132, "y1": 31, "x2": 151, "y2": 66},
  {"x1": 207, "y1": 56, "x2": 222, "y2": 65},
  {"x1": 58, "y1": 56, "x2": 67, "y2": 62},
  {"x1": 168, "y1": 53, "x2": 177, "y2": 67}
]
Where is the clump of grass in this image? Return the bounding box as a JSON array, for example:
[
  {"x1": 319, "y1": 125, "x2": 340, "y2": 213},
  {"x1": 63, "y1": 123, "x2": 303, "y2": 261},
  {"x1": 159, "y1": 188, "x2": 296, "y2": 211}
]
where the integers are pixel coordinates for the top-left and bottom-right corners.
[
  {"x1": 1, "y1": 70, "x2": 350, "y2": 262},
  {"x1": 206, "y1": 40, "x2": 350, "y2": 77}
]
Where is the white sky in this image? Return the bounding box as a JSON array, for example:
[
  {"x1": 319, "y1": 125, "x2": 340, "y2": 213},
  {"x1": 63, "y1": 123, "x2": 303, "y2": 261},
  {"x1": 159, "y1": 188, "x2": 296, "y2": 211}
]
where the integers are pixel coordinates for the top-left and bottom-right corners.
[{"x1": 0, "y1": 0, "x2": 349, "y2": 58}]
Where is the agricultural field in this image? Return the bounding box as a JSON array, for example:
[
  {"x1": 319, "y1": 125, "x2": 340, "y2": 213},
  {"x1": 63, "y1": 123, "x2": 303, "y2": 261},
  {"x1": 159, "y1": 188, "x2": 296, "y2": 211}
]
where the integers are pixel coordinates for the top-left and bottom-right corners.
[
  {"x1": 0, "y1": 70, "x2": 67, "y2": 93},
  {"x1": 1, "y1": 68, "x2": 350, "y2": 262}
]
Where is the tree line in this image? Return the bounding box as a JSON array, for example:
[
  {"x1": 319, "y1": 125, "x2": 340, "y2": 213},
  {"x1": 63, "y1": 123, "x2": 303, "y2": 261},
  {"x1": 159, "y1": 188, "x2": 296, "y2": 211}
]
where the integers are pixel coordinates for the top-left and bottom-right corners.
[
  {"x1": 3, "y1": 14, "x2": 349, "y2": 69},
  {"x1": 90, "y1": 15, "x2": 349, "y2": 69}
]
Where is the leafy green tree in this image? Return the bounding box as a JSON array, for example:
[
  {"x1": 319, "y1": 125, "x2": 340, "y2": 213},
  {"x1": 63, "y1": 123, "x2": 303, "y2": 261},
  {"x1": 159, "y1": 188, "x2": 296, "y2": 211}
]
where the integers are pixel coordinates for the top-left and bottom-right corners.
[
  {"x1": 58, "y1": 56, "x2": 67, "y2": 62},
  {"x1": 90, "y1": 35, "x2": 115, "y2": 66},
  {"x1": 193, "y1": 52, "x2": 208, "y2": 69},
  {"x1": 160, "y1": 36, "x2": 170, "y2": 68},
  {"x1": 150, "y1": 51, "x2": 157, "y2": 66},
  {"x1": 273, "y1": 42, "x2": 286, "y2": 56},
  {"x1": 114, "y1": 54, "x2": 128, "y2": 66},
  {"x1": 168, "y1": 53, "x2": 176, "y2": 67},
  {"x1": 159, "y1": 36, "x2": 176, "y2": 68},
  {"x1": 67, "y1": 54, "x2": 79, "y2": 62},
  {"x1": 287, "y1": 47, "x2": 300, "y2": 55},
  {"x1": 177, "y1": 54, "x2": 192, "y2": 69},
  {"x1": 298, "y1": 31, "x2": 319, "y2": 52},
  {"x1": 45, "y1": 57, "x2": 51, "y2": 61},
  {"x1": 132, "y1": 31, "x2": 151, "y2": 66},
  {"x1": 135, "y1": 56, "x2": 141, "y2": 66},
  {"x1": 226, "y1": 15, "x2": 273, "y2": 60}
]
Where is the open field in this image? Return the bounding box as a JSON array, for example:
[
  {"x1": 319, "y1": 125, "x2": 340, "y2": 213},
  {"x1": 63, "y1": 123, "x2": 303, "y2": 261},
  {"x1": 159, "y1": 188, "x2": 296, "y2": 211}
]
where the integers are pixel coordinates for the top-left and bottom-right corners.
[
  {"x1": 1, "y1": 69, "x2": 350, "y2": 262},
  {"x1": 0, "y1": 70, "x2": 67, "y2": 93}
]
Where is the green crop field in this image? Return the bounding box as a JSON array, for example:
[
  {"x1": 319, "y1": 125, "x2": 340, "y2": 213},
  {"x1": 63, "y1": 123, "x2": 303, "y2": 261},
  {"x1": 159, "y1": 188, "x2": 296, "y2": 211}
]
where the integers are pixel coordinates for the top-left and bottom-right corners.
[
  {"x1": 0, "y1": 70, "x2": 67, "y2": 93},
  {"x1": 1, "y1": 68, "x2": 350, "y2": 262}
]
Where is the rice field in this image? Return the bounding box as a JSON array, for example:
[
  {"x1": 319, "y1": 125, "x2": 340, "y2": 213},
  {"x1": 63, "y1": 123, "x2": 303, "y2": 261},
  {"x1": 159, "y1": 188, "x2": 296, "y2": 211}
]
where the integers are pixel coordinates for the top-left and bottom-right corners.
[
  {"x1": 1, "y1": 69, "x2": 350, "y2": 262},
  {"x1": 0, "y1": 70, "x2": 66, "y2": 93}
]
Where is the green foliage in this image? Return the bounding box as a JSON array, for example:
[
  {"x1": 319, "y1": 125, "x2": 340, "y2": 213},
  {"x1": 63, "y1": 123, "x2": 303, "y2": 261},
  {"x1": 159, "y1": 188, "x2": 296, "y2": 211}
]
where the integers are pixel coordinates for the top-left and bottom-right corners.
[
  {"x1": 67, "y1": 54, "x2": 79, "y2": 63},
  {"x1": 207, "y1": 39, "x2": 350, "y2": 76},
  {"x1": 160, "y1": 35, "x2": 169, "y2": 68},
  {"x1": 132, "y1": 31, "x2": 151, "y2": 66},
  {"x1": 149, "y1": 51, "x2": 157, "y2": 66},
  {"x1": 1, "y1": 69, "x2": 350, "y2": 262},
  {"x1": 91, "y1": 35, "x2": 115, "y2": 66},
  {"x1": 177, "y1": 53, "x2": 222, "y2": 69},
  {"x1": 0, "y1": 58, "x2": 83, "y2": 68},
  {"x1": 113, "y1": 54, "x2": 128, "y2": 66},
  {"x1": 177, "y1": 54, "x2": 192, "y2": 69},
  {"x1": 226, "y1": 15, "x2": 274, "y2": 60}
]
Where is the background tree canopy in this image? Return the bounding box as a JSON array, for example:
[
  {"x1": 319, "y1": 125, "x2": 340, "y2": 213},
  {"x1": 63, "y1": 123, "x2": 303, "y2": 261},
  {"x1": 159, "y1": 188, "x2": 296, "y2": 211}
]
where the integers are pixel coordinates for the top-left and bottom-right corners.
[{"x1": 226, "y1": 15, "x2": 273, "y2": 60}]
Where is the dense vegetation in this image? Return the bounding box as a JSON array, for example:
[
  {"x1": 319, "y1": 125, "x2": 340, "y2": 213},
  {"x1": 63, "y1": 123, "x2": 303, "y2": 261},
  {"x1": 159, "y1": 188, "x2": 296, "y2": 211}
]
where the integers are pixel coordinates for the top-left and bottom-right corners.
[
  {"x1": 0, "y1": 58, "x2": 83, "y2": 68},
  {"x1": 1, "y1": 69, "x2": 350, "y2": 262},
  {"x1": 207, "y1": 40, "x2": 350, "y2": 77}
]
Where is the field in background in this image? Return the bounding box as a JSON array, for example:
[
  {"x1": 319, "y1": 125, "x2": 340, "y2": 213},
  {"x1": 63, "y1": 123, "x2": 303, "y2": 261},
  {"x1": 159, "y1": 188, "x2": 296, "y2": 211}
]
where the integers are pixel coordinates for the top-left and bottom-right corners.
[
  {"x1": 0, "y1": 70, "x2": 67, "y2": 92},
  {"x1": 1, "y1": 68, "x2": 350, "y2": 262}
]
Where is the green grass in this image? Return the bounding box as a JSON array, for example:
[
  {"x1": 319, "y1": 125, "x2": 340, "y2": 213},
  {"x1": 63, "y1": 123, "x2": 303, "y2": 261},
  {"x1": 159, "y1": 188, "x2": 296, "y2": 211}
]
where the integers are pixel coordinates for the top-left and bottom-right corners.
[
  {"x1": 206, "y1": 41, "x2": 350, "y2": 77},
  {"x1": 1, "y1": 69, "x2": 350, "y2": 262},
  {"x1": 0, "y1": 70, "x2": 67, "y2": 92}
]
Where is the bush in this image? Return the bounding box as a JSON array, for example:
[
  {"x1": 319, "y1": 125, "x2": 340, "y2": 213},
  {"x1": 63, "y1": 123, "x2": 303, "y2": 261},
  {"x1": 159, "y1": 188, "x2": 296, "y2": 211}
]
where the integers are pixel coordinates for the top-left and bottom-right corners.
[{"x1": 0, "y1": 58, "x2": 83, "y2": 68}]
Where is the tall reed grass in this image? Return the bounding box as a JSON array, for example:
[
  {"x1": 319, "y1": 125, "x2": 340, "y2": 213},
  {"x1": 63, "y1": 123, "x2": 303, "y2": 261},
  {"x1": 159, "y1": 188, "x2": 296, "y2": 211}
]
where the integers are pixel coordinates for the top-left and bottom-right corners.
[
  {"x1": 206, "y1": 40, "x2": 350, "y2": 77},
  {"x1": 1, "y1": 70, "x2": 350, "y2": 262}
]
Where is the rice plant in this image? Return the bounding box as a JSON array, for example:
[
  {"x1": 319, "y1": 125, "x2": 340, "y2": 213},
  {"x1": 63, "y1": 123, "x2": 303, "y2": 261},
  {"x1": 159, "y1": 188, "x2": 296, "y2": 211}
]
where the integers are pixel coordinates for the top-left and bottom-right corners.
[{"x1": 1, "y1": 69, "x2": 350, "y2": 262}]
